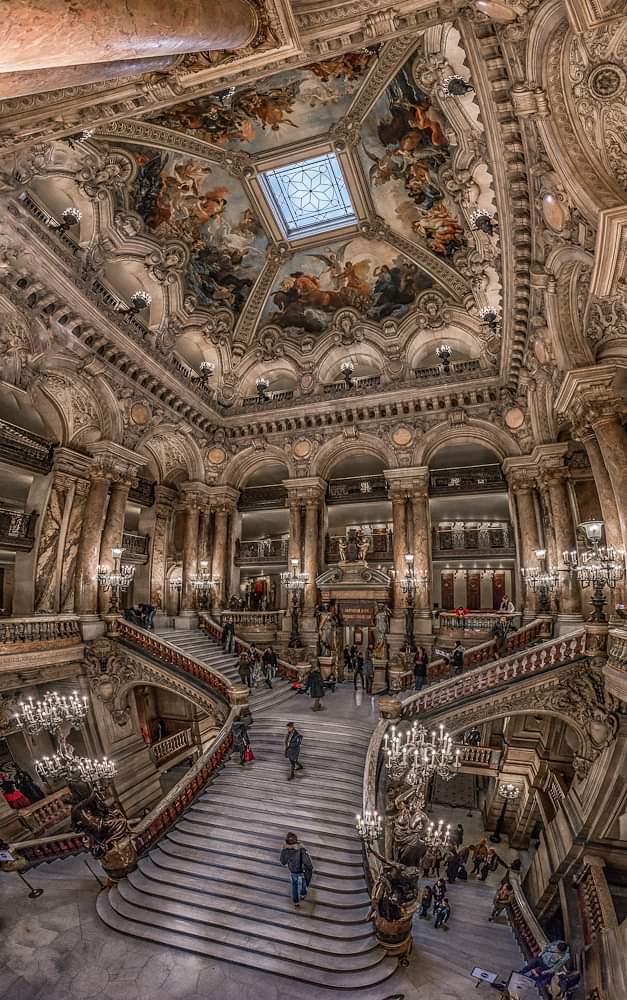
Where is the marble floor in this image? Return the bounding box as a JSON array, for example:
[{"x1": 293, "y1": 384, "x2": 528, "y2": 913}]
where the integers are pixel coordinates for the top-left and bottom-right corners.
[{"x1": 0, "y1": 681, "x2": 524, "y2": 1000}]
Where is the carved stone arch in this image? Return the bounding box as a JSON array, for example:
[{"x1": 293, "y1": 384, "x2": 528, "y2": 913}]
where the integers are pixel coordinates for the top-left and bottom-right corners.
[
  {"x1": 415, "y1": 418, "x2": 521, "y2": 467},
  {"x1": 221, "y1": 444, "x2": 295, "y2": 488},
  {"x1": 527, "y1": 1, "x2": 625, "y2": 223},
  {"x1": 311, "y1": 432, "x2": 398, "y2": 479},
  {"x1": 544, "y1": 244, "x2": 595, "y2": 370},
  {"x1": 30, "y1": 363, "x2": 111, "y2": 447},
  {"x1": 234, "y1": 355, "x2": 300, "y2": 399},
  {"x1": 140, "y1": 425, "x2": 204, "y2": 484},
  {"x1": 316, "y1": 341, "x2": 386, "y2": 385},
  {"x1": 114, "y1": 676, "x2": 224, "y2": 726}
]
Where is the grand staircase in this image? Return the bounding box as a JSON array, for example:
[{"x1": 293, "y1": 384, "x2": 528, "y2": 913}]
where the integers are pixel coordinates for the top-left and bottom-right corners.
[
  {"x1": 97, "y1": 714, "x2": 397, "y2": 989},
  {"x1": 155, "y1": 626, "x2": 298, "y2": 713}
]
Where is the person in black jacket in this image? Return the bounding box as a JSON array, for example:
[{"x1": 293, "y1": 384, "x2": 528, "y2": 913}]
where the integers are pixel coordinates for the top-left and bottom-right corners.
[
  {"x1": 280, "y1": 831, "x2": 314, "y2": 905},
  {"x1": 451, "y1": 641, "x2": 464, "y2": 675},
  {"x1": 285, "y1": 722, "x2": 303, "y2": 780},
  {"x1": 308, "y1": 666, "x2": 325, "y2": 711}
]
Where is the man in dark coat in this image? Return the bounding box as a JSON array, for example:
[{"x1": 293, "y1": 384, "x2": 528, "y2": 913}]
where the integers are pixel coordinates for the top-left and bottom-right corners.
[
  {"x1": 285, "y1": 722, "x2": 303, "y2": 780},
  {"x1": 308, "y1": 665, "x2": 325, "y2": 711},
  {"x1": 238, "y1": 652, "x2": 252, "y2": 689}
]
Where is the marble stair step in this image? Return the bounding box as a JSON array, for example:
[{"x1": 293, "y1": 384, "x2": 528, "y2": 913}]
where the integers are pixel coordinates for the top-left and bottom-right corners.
[
  {"x1": 97, "y1": 890, "x2": 396, "y2": 989},
  {"x1": 195, "y1": 791, "x2": 361, "y2": 836},
  {"x1": 214, "y1": 765, "x2": 364, "y2": 800},
  {"x1": 164, "y1": 829, "x2": 365, "y2": 884},
  {"x1": 119, "y1": 878, "x2": 374, "y2": 953},
  {"x1": 179, "y1": 811, "x2": 363, "y2": 859},
  {"x1": 157, "y1": 838, "x2": 370, "y2": 897},
  {"x1": 148, "y1": 846, "x2": 369, "y2": 908},
  {"x1": 188, "y1": 799, "x2": 361, "y2": 844},
  {"x1": 200, "y1": 774, "x2": 362, "y2": 813},
  {"x1": 137, "y1": 857, "x2": 370, "y2": 925}
]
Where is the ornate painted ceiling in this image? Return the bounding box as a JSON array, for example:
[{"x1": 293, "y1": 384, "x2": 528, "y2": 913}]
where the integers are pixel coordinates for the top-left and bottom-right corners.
[{"x1": 20, "y1": 26, "x2": 502, "y2": 407}]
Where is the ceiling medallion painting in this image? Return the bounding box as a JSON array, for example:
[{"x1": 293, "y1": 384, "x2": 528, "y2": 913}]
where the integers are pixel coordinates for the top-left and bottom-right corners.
[
  {"x1": 358, "y1": 55, "x2": 466, "y2": 259},
  {"x1": 147, "y1": 48, "x2": 381, "y2": 154},
  {"x1": 120, "y1": 144, "x2": 267, "y2": 315},
  {"x1": 260, "y1": 236, "x2": 434, "y2": 334}
]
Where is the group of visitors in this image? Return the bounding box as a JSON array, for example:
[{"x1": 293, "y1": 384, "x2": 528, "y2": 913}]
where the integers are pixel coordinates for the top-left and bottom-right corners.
[
  {"x1": 0, "y1": 767, "x2": 44, "y2": 809},
  {"x1": 237, "y1": 644, "x2": 278, "y2": 690},
  {"x1": 342, "y1": 646, "x2": 375, "y2": 692},
  {"x1": 418, "y1": 879, "x2": 451, "y2": 929},
  {"x1": 123, "y1": 604, "x2": 156, "y2": 629}
]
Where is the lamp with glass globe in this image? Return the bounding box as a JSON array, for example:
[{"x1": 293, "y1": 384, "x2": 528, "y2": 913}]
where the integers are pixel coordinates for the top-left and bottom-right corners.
[
  {"x1": 490, "y1": 781, "x2": 520, "y2": 843},
  {"x1": 563, "y1": 520, "x2": 625, "y2": 622},
  {"x1": 256, "y1": 377, "x2": 271, "y2": 403},
  {"x1": 340, "y1": 359, "x2": 355, "y2": 388},
  {"x1": 97, "y1": 547, "x2": 135, "y2": 615},
  {"x1": 521, "y1": 548, "x2": 559, "y2": 614}
]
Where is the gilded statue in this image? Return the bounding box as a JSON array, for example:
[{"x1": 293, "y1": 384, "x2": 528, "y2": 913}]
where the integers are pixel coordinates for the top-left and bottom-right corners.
[
  {"x1": 355, "y1": 527, "x2": 370, "y2": 561},
  {"x1": 66, "y1": 780, "x2": 137, "y2": 881},
  {"x1": 373, "y1": 603, "x2": 391, "y2": 659},
  {"x1": 338, "y1": 537, "x2": 348, "y2": 562},
  {"x1": 318, "y1": 604, "x2": 337, "y2": 656}
]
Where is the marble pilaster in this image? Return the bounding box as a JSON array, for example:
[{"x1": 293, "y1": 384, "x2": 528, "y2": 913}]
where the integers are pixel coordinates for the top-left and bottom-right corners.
[
  {"x1": 98, "y1": 479, "x2": 133, "y2": 614},
  {"x1": 207, "y1": 485, "x2": 239, "y2": 610},
  {"x1": 539, "y1": 459, "x2": 582, "y2": 624},
  {"x1": 283, "y1": 478, "x2": 326, "y2": 616},
  {"x1": 408, "y1": 470, "x2": 431, "y2": 616},
  {"x1": 148, "y1": 485, "x2": 176, "y2": 610},
  {"x1": 74, "y1": 471, "x2": 111, "y2": 618},
  {"x1": 591, "y1": 412, "x2": 627, "y2": 551}
]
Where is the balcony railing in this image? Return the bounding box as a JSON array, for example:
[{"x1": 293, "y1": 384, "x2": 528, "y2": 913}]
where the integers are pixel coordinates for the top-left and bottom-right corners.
[
  {"x1": 323, "y1": 374, "x2": 382, "y2": 396},
  {"x1": 438, "y1": 611, "x2": 520, "y2": 633},
  {"x1": 326, "y1": 531, "x2": 393, "y2": 562},
  {"x1": 429, "y1": 464, "x2": 506, "y2": 495},
  {"x1": 238, "y1": 484, "x2": 287, "y2": 511},
  {"x1": 235, "y1": 537, "x2": 288, "y2": 564},
  {"x1": 128, "y1": 478, "x2": 155, "y2": 508},
  {"x1": 0, "y1": 507, "x2": 38, "y2": 551},
  {"x1": 327, "y1": 475, "x2": 388, "y2": 504},
  {"x1": 121, "y1": 531, "x2": 149, "y2": 559},
  {"x1": 219, "y1": 610, "x2": 284, "y2": 628},
  {"x1": 242, "y1": 389, "x2": 295, "y2": 408},
  {"x1": 415, "y1": 358, "x2": 482, "y2": 381},
  {"x1": 0, "y1": 417, "x2": 54, "y2": 473},
  {"x1": 150, "y1": 727, "x2": 194, "y2": 765},
  {"x1": 432, "y1": 523, "x2": 514, "y2": 557},
  {"x1": 0, "y1": 615, "x2": 82, "y2": 648},
  {"x1": 17, "y1": 787, "x2": 71, "y2": 836}
]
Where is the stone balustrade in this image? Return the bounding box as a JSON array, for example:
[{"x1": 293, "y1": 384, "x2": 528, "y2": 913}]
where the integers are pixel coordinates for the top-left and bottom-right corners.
[
  {"x1": 121, "y1": 531, "x2": 149, "y2": 558},
  {"x1": 0, "y1": 507, "x2": 39, "y2": 551},
  {"x1": 429, "y1": 463, "x2": 506, "y2": 495},
  {"x1": 235, "y1": 537, "x2": 289, "y2": 564},
  {"x1": 200, "y1": 614, "x2": 303, "y2": 682},
  {"x1": 432, "y1": 522, "x2": 514, "y2": 557},
  {"x1": 116, "y1": 620, "x2": 232, "y2": 703},
  {"x1": 438, "y1": 611, "x2": 521, "y2": 635},
  {"x1": 0, "y1": 614, "x2": 81, "y2": 651},
  {"x1": 0, "y1": 416, "x2": 54, "y2": 473},
  {"x1": 150, "y1": 727, "x2": 194, "y2": 765},
  {"x1": 219, "y1": 610, "x2": 284, "y2": 628},
  {"x1": 509, "y1": 875, "x2": 548, "y2": 960},
  {"x1": 458, "y1": 745, "x2": 495, "y2": 768},
  {"x1": 17, "y1": 787, "x2": 71, "y2": 835}
]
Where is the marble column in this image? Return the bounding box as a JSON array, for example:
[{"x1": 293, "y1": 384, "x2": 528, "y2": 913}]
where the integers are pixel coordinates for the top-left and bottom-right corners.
[
  {"x1": 590, "y1": 412, "x2": 627, "y2": 551},
  {"x1": 3, "y1": 0, "x2": 258, "y2": 72},
  {"x1": 212, "y1": 507, "x2": 229, "y2": 610},
  {"x1": 514, "y1": 482, "x2": 542, "y2": 616},
  {"x1": 60, "y1": 478, "x2": 91, "y2": 612},
  {"x1": 410, "y1": 479, "x2": 431, "y2": 615},
  {"x1": 545, "y1": 471, "x2": 582, "y2": 621},
  {"x1": 148, "y1": 485, "x2": 176, "y2": 610},
  {"x1": 98, "y1": 478, "x2": 132, "y2": 614},
  {"x1": 181, "y1": 505, "x2": 200, "y2": 614},
  {"x1": 580, "y1": 429, "x2": 625, "y2": 608},
  {"x1": 303, "y1": 497, "x2": 322, "y2": 613},
  {"x1": 198, "y1": 508, "x2": 210, "y2": 566},
  {"x1": 74, "y1": 472, "x2": 111, "y2": 618},
  {"x1": 287, "y1": 497, "x2": 302, "y2": 569},
  {"x1": 390, "y1": 494, "x2": 408, "y2": 612}
]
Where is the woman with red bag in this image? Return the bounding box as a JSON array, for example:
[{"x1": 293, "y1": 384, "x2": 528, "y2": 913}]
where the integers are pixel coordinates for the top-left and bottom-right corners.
[{"x1": 233, "y1": 713, "x2": 253, "y2": 766}]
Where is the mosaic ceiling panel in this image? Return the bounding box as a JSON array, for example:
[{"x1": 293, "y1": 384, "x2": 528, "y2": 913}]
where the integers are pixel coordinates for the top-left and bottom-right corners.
[{"x1": 147, "y1": 49, "x2": 380, "y2": 154}]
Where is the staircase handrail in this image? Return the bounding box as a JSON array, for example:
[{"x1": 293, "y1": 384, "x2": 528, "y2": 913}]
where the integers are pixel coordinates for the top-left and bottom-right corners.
[
  {"x1": 400, "y1": 627, "x2": 586, "y2": 720},
  {"x1": 393, "y1": 616, "x2": 554, "y2": 690},
  {"x1": 509, "y1": 873, "x2": 550, "y2": 958},
  {"x1": 7, "y1": 709, "x2": 238, "y2": 868},
  {"x1": 199, "y1": 613, "x2": 303, "y2": 682},
  {"x1": 0, "y1": 613, "x2": 82, "y2": 650},
  {"x1": 116, "y1": 619, "x2": 233, "y2": 704}
]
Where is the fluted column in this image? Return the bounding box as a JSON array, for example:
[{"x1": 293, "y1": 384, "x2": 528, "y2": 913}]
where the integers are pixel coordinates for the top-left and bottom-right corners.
[
  {"x1": 98, "y1": 478, "x2": 133, "y2": 614},
  {"x1": 74, "y1": 471, "x2": 111, "y2": 617},
  {"x1": 303, "y1": 497, "x2": 322, "y2": 613},
  {"x1": 513, "y1": 479, "x2": 542, "y2": 616},
  {"x1": 3, "y1": 0, "x2": 258, "y2": 73},
  {"x1": 579, "y1": 428, "x2": 625, "y2": 609},
  {"x1": 198, "y1": 507, "x2": 210, "y2": 565},
  {"x1": 286, "y1": 497, "x2": 303, "y2": 569}
]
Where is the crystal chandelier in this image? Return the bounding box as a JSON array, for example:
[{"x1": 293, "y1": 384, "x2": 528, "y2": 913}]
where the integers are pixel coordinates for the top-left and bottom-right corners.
[
  {"x1": 423, "y1": 818, "x2": 451, "y2": 849},
  {"x1": 256, "y1": 377, "x2": 271, "y2": 402},
  {"x1": 35, "y1": 737, "x2": 116, "y2": 788},
  {"x1": 191, "y1": 560, "x2": 220, "y2": 610},
  {"x1": 498, "y1": 782, "x2": 521, "y2": 801},
  {"x1": 385, "y1": 722, "x2": 461, "y2": 785},
  {"x1": 14, "y1": 690, "x2": 88, "y2": 736},
  {"x1": 341, "y1": 359, "x2": 355, "y2": 387},
  {"x1": 356, "y1": 809, "x2": 383, "y2": 844},
  {"x1": 98, "y1": 547, "x2": 135, "y2": 614},
  {"x1": 522, "y1": 548, "x2": 559, "y2": 614}
]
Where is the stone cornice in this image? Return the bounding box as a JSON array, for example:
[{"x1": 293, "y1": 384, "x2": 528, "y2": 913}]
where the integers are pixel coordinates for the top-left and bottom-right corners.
[
  {"x1": 384, "y1": 466, "x2": 430, "y2": 495},
  {"x1": 282, "y1": 476, "x2": 327, "y2": 501},
  {"x1": 207, "y1": 485, "x2": 241, "y2": 511},
  {"x1": 554, "y1": 364, "x2": 626, "y2": 417},
  {"x1": 0, "y1": 645, "x2": 85, "y2": 690}
]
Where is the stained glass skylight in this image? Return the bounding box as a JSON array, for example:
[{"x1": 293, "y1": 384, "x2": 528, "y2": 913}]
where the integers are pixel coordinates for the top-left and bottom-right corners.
[{"x1": 259, "y1": 153, "x2": 357, "y2": 240}]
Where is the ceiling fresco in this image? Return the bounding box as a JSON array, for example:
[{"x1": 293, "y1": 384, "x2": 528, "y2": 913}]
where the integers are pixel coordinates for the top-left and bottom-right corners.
[
  {"x1": 358, "y1": 54, "x2": 466, "y2": 258},
  {"x1": 118, "y1": 144, "x2": 267, "y2": 314},
  {"x1": 259, "y1": 235, "x2": 434, "y2": 334},
  {"x1": 147, "y1": 48, "x2": 380, "y2": 154}
]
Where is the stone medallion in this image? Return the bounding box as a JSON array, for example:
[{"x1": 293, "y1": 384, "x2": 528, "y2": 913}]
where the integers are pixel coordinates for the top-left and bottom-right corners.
[
  {"x1": 207, "y1": 447, "x2": 227, "y2": 467},
  {"x1": 130, "y1": 401, "x2": 151, "y2": 425},
  {"x1": 293, "y1": 438, "x2": 313, "y2": 460},
  {"x1": 588, "y1": 64, "x2": 626, "y2": 101},
  {"x1": 504, "y1": 406, "x2": 525, "y2": 430},
  {"x1": 391, "y1": 425, "x2": 414, "y2": 447}
]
